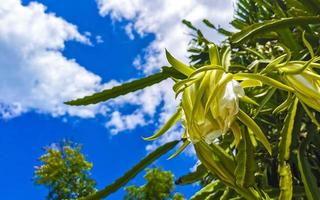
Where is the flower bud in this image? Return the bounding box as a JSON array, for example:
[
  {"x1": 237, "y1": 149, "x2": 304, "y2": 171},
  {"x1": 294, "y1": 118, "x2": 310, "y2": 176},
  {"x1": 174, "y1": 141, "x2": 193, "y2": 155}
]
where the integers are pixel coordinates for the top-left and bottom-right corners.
[
  {"x1": 283, "y1": 67, "x2": 320, "y2": 111},
  {"x1": 180, "y1": 70, "x2": 244, "y2": 144}
]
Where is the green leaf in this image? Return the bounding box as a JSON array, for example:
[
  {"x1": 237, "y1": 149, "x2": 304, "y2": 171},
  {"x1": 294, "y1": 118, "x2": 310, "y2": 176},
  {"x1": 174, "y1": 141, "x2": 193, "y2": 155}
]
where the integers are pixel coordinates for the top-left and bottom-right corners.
[
  {"x1": 245, "y1": 47, "x2": 266, "y2": 59},
  {"x1": 196, "y1": 141, "x2": 236, "y2": 182},
  {"x1": 81, "y1": 140, "x2": 179, "y2": 200},
  {"x1": 202, "y1": 19, "x2": 216, "y2": 29},
  {"x1": 301, "y1": 102, "x2": 320, "y2": 129},
  {"x1": 302, "y1": 31, "x2": 314, "y2": 58},
  {"x1": 230, "y1": 122, "x2": 242, "y2": 147},
  {"x1": 278, "y1": 98, "x2": 298, "y2": 163},
  {"x1": 166, "y1": 49, "x2": 194, "y2": 76},
  {"x1": 237, "y1": 109, "x2": 272, "y2": 155},
  {"x1": 297, "y1": 138, "x2": 320, "y2": 200},
  {"x1": 261, "y1": 190, "x2": 272, "y2": 200},
  {"x1": 273, "y1": 93, "x2": 293, "y2": 114},
  {"x1": 231, "y1": 18, "x2": 248, "y2": 30},
  {"x1": 182, "y1": 19, "x2": 197, "y2": 31},
  {"x1": 234, "y1": 130, "x2": 256, "y2": 187},
  {"x1": 208, "y1": 44, "x2": 221, "y2": 66},
  {"x1": 162, "y1": 66, "x2": 187, "y2": 79},
  {"x1": 175, "y1": 164, "x2": 207, "y2": 185},
  {"x1": 190, "y1": 180, "x2": 223, "y2": 200},
  {"x1": 234, "y1": 73, "x2": 294, "y2": 92},
  {"x1": 143, "y1": 108, "x2": 181, "y2": 141},
  {"x1": 194, "y1": 142, "x2": 234, "y2": 185},
  {"x1": 217, "y1": 28, "x2": 233, "y2": 37},
  {"x1": 220, "y1": 187, "x2": 232, "y2": 200},
  {"x1": 230, "y1": 16, "x2": 320, "y2": 44},
  {"x1": 173, "y1": 65, "x2": 224, "y2": 95},
  {"x1": 286, "y1": 0, "x2": 316, "y2": 14},
  {"x1": 277, "y1": 43, "x2": 292, "y2": 64},
  {"x1": 221, "y1": 46, "x2": 231, "y2": 70},
  {"x1": 253, "y1": 87, "x2": 276, "y2": 118},
  {"x1": 240, "y1": 79, "x2": 262, "y2": 88},
  {"x1": 240, "y1": 96, "x2": 259, "y2": 106},
  {"x1": 168, "y1": 139, "x2": 190, "y2": 160},
  {"x1": 280, "y1": 58, "x2": 318, "y2": 74},
  {"x1": 260, "y1": 54, "x2": 287, "y2": 74},
  {"x1": 65, "y1": 71, "x2": 169, "y2": 106},
  {"x1": 264, "y1": 186, "x2": 306, "y2": 199},
  {"x1": 209, "y1": 143, "x2": 236, "y2": 176},
  {"x1": 195, "y1": 142, "x2": 261, "y2": 200},
  {"x1": 173, "y1": 76, "x2": 201, "y2": 95},
  {"x1": 278, "y1": 163, "x2": 293, "y2": 200}
]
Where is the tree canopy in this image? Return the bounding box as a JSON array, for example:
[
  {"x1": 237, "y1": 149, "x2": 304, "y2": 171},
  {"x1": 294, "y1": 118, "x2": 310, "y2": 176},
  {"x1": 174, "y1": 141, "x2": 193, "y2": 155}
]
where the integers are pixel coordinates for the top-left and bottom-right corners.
[
  {"x1": 124, "y1": 168, "x2": 184, "y2": 200},
  {"x1": 34, "y1": 141, "x2": 96, "y2": 200}
]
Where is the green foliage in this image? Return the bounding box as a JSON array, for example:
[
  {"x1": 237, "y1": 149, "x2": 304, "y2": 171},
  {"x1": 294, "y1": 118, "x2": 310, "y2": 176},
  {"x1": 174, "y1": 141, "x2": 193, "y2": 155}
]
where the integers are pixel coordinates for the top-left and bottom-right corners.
[
  {"x1": 124, "y1": 168, "x2": 184, "y2": 200},
  {"x1": 65, "y1": 0, "x2": 320, "y2": 199},
  {"x1": 175, "y1": 164, "x2": 207, "y2": 186},
  {"x1": 190, "y1": 180, "x2": 224, "y2": 200},
  {"x1": 297, "y1": 125, "x2": 320, "y2": 200},
  {"x1": 65, "y1": 67, "x2": 185, "y2": 106},
  {"x1": 230, "y1": 16, "x2": 320, "y2": 45},
  {"x1": 34, "y1": 141, "x2": 96, "y2": 200},
  {"x1": 65, "y1": 71, "x2": 169, "y2": 106},
  {"x1": 234, "y1": 130, "x2": 256, "y2": 188}
]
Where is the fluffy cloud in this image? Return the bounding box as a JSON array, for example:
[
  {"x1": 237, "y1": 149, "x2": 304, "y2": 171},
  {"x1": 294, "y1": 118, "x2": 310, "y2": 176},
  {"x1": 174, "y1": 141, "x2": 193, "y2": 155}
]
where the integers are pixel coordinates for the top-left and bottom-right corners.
[
  {"x1": 96, "y1": 0, "x2": 236, "y2": 148},
  {"x1": 97, "y1": 0, "x2": 236, "y2": 74},
  {"x1": 0, "y1": 0, "x2": 106, "y2": 118},
  {"x1": 0, "y1": 0, "x2": 235, "y2": 151},
  {"x1": 106, "y1": 111, "x2": 147, "y2": 135},
  {"x1": 105, "y1": 79, "x2": 180, "y2": 134}
]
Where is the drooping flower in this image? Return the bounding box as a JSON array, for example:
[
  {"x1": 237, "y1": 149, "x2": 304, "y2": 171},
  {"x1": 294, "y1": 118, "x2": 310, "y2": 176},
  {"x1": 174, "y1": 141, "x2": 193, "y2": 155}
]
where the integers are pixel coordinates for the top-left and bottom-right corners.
[
  {"x1": 163, "y1": 44, "x2": 271, "y2": 154},
  {"x1": 152, "y1": 44, "x2": 271, "y2": 196},
  {"x1": 178, "y1": 67, "x2": 244, "y2": 144},
  {"x1": 280, "y1": 59, "x2": 320, "y2": 111}
]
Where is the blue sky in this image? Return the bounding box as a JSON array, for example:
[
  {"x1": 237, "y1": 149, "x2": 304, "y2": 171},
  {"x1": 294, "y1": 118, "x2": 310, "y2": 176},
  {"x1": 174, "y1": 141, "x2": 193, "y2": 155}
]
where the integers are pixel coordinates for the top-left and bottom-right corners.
[{"x1": 0, "y1": 0, "x2": 234, "y2": 199}]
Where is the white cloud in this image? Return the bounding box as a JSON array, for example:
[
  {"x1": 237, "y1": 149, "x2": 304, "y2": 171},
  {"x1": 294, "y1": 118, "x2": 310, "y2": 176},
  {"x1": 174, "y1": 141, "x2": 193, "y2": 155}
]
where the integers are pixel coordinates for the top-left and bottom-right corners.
[
  {"x1": 124, "y1": 23, "x2": 135, "y2": 40},
  {"x1": 96, "y1": 0, "x2": 235, "y2": 149},
  {"x1": 0, "y1": 0, "x2": 106, "y2": 119},
  {"x1": 110, "y1": 80, "x2": 177, "y2": 116},
  {"x1": 0, "y1": 0, "x2": 235, "y2": 152},
  {"x1": 106, "y1": 111, "x2": 147, "y2": 135},
  {"x1": 97, "y1": 0, "x2": 236, "y2": 74},
  {"x1": 105, "y1": 79, "x2": 180, "y2": 133},
  {"x1": 95, "y1": 35, "x2": 104, "y2": 44}
]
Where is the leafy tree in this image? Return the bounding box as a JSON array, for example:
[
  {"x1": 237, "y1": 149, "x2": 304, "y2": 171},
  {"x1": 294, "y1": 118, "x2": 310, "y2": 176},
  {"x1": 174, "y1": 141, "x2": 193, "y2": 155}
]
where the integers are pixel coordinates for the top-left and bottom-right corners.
[
  {"x1": 66, "y1": 0, "x2": 320, "y2": 199},
  {"x1": 124, "y1": 168, "x2": 184, "y2": 200},
  {"x1": 34, "y1": 141, "x2": 96, "y2": 200}
]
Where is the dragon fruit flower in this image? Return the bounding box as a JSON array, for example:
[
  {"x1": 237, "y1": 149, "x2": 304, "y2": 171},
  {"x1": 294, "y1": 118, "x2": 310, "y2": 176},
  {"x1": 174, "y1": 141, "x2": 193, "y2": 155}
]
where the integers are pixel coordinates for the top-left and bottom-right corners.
[
  {"x1": 180, "y1": 70, "x2": 244, "y2": 144},
  {"x1": 281, "y1": 61, "x2": 320, "y2": 111}
]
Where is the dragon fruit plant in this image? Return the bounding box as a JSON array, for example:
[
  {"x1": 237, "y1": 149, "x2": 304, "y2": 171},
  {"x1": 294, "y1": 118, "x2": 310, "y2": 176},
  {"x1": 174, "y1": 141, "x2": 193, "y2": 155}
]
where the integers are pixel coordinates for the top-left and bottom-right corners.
[{"x1": 66, "y1": 0, "x2": 320, "y2": 199}]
